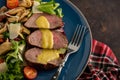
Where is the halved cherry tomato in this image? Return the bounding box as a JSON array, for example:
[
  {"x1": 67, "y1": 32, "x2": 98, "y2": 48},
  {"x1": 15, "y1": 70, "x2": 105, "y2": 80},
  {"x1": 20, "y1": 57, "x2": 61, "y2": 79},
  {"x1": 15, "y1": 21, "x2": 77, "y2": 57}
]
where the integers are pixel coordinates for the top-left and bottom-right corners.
[
  {"x1": 24, "y1": 66, "x2": 37, "y2": 80},
  {"x1": 7, "y1": 0, "x2": 19, "y2": 9}
]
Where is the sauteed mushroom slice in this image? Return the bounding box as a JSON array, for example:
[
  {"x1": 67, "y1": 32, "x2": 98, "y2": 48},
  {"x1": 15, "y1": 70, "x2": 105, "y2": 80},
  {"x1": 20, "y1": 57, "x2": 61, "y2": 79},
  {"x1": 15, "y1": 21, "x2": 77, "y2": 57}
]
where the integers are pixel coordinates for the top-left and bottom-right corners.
[
  {"x1": 0, "y1": 40, "x2": 12, "y2": 55},
  {"x1": 19, "y1": 9, "x2": 30, "y2": 21},
  {"x1": 0, "y1": 6, "x2": 8, "y2": 13},
  {"x1": 6, "y1": 7, "x2": 25, "y2": 15},
  {"x1": 19, "y1": 0, "x2": 33, "y2": 8},
  {"x1": 0, "y1": 22, "x2": 8, "y2": 34}
]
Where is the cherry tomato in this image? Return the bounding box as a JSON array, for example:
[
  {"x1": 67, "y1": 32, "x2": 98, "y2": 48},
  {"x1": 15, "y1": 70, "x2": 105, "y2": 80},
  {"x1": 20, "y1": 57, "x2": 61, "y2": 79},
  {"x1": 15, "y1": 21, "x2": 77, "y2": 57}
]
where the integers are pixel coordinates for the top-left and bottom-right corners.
[
  {"x1": 24, "y1": 66, "x2": 37, "y2": 80},
  {"x1": 7, "y1": 0, "x2": 19, "y2": 9}
]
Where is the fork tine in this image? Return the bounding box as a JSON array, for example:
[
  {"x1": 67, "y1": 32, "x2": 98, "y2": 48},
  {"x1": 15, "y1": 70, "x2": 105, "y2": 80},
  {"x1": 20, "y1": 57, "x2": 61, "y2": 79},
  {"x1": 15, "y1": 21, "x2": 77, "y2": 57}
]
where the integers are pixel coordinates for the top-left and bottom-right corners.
[
  {"x1": 76, "y1": 25, "x2": 86, "y2": 46},
  {"x1": 75, "y1": 25, "x2": 83, "y2": 45},
  {"x1": 70, "y1": 24, "x2": 87, "y2": 47},
  {"x1": 72, "y1": 25, "x2": 82, "y2": 45},
  {"x1": 70, "y1": 24, "x2": 80, "y2": 44}
]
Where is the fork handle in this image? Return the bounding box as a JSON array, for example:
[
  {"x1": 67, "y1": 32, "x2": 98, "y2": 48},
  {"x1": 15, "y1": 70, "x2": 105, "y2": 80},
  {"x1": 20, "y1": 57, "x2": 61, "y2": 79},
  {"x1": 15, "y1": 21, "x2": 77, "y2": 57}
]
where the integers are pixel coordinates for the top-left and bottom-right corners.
[
  {"x1": 51, "y1": 54, "x2": 69, "y2": 80},
  {"x1": 51, "y1": 65, "x2": 63, "y2": 80}
]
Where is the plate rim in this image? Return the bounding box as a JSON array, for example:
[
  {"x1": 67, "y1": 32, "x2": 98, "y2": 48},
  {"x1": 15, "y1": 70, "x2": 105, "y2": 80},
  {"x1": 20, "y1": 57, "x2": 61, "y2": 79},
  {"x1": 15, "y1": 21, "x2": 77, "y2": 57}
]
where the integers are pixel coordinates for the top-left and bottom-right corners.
[{"x1": 63, "y1": 0, "x2": 93, "y2": 79}]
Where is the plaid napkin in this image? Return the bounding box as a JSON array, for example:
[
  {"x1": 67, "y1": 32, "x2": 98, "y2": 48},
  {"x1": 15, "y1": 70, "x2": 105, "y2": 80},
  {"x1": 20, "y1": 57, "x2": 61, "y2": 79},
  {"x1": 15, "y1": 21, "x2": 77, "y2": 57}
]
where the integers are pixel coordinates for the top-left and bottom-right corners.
[{"x1": 79, "y1": 39, "x2": 120, "y2": 80}]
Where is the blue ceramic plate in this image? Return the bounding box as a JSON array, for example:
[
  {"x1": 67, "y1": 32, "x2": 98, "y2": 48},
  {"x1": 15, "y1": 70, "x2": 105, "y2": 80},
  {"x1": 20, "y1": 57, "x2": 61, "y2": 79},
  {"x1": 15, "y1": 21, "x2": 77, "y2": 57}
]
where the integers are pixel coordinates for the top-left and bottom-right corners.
[{"x1": 0, "y1": 0, "x2": 92, "y2": 80}]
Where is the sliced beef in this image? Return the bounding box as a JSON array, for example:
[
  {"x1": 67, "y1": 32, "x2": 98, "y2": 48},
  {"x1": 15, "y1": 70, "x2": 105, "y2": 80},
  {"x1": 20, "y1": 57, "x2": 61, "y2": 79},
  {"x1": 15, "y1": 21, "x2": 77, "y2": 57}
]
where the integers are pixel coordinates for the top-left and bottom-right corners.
[
  {"x1": 52, "y1": 31, "x2": 68, "y2": 49},
  {"x1": 24, "y1": 48, "x2": 41, "y2": 63},
  {"x1": 27, "y1": 30, "x2": 42, "y2": 48},
  {"x1": 27, "y1": 30, "x2": 68, "y2": 49},
  {"x1": 24, "y1": 48, "x2": 62, "y2": 70},
  {"x1": 24, "y1": 13, "x2": 64, "y2": 29}
]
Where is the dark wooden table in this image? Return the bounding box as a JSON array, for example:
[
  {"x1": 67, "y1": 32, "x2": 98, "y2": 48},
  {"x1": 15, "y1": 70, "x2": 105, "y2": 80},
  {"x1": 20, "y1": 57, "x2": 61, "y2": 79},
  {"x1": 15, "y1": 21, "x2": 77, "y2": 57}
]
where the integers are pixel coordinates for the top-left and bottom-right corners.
[{"x1": 70, "y1": 0, "x2": 120, "y2": 62}]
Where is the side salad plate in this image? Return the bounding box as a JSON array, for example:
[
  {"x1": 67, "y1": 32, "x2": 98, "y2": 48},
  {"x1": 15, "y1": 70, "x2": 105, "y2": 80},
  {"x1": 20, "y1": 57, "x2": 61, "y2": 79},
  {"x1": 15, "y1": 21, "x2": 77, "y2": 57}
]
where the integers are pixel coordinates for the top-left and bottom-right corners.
[{"x1": 0, "y1": 0, "x2": 92, "y2": 80}]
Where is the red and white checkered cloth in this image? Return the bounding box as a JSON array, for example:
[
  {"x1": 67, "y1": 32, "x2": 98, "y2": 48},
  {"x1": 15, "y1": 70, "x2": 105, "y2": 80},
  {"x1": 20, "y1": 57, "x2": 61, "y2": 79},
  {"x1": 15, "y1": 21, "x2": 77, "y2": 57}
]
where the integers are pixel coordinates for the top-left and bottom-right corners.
[{"x1": 79, "y1": 39, "x2": 120, "y2": 80}]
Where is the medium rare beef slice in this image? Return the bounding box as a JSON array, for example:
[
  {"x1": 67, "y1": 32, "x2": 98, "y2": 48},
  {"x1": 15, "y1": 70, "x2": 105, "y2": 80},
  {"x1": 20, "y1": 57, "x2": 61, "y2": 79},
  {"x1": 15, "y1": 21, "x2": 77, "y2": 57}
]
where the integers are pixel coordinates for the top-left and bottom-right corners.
[
  {"x1": 27, "y1": 30, "x2": 68, "y2": 49},
  {"x1": 24, "y1": 48, "x2": 63, "y2": 69},
  {"x1": 24, "y1": 13, "x2": 64, "y2": 29}
]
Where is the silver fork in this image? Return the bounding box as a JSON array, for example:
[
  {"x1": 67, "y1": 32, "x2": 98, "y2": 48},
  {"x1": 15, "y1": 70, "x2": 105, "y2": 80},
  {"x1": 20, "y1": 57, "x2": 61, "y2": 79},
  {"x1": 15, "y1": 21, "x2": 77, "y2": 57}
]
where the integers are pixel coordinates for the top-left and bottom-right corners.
[{"x1": 51, "y1": 24, "x2": 87, "y2": 80}]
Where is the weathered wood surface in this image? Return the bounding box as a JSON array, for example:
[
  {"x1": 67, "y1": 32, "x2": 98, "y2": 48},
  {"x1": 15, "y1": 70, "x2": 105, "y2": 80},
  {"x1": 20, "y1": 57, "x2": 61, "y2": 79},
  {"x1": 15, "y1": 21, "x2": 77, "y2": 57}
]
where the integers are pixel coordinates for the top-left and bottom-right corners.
[{"x1": 70, "y1": 0, "x2": 120, "y2": 62}]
